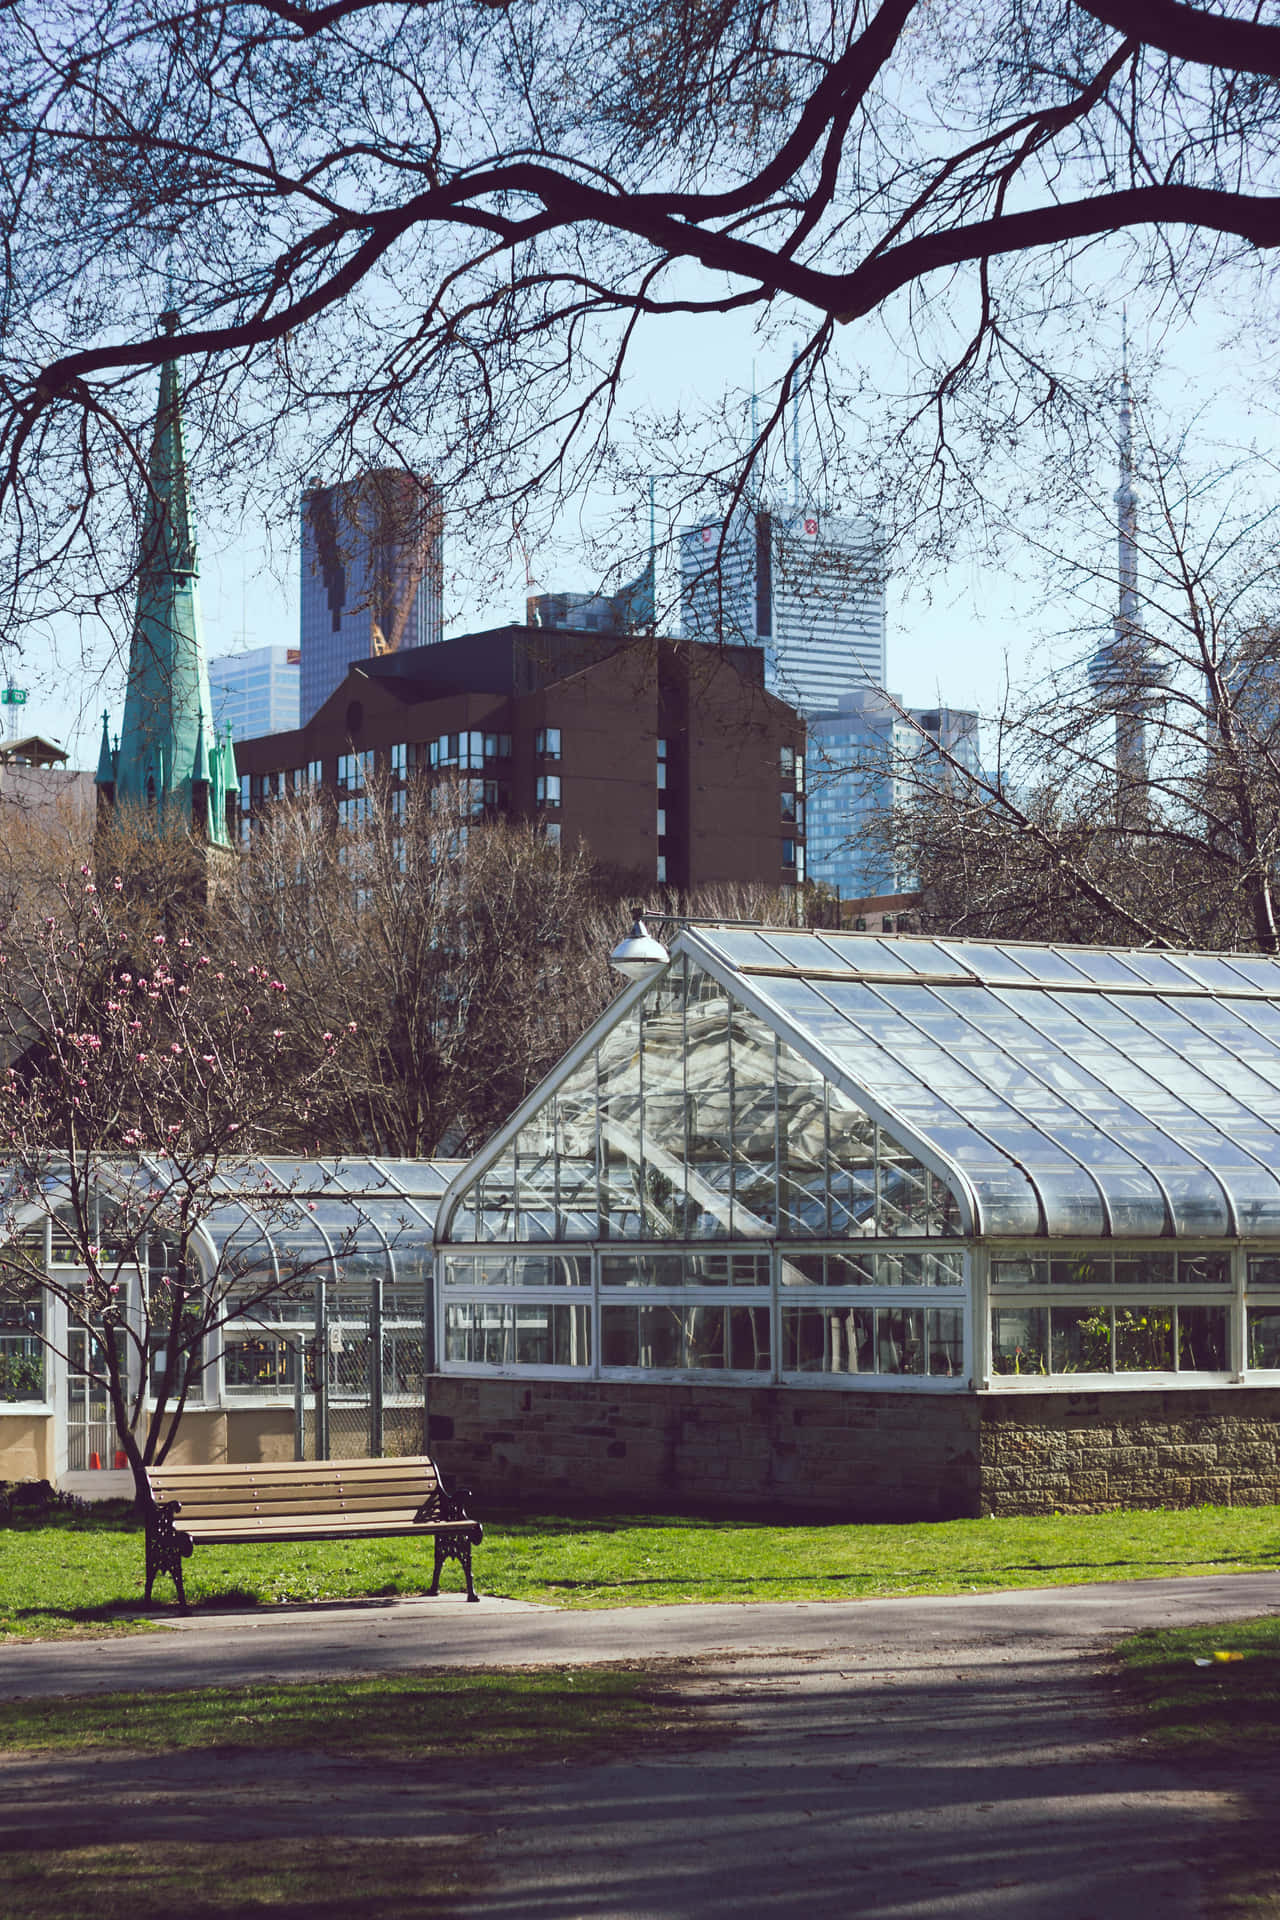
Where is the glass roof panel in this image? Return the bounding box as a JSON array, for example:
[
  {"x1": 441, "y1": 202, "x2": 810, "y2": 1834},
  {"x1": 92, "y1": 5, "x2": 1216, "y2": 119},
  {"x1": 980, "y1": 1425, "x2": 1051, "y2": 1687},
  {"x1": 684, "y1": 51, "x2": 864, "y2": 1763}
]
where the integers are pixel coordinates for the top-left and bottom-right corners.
[
  {"x1": 867, "y1": 939, "x2": 966, "y2": 975},
  {"x1": 1049, "y1": 949, "x2": 1151, "y2": 986},
  {"x1": 812, "y1": 931, "x2": 900, "y2": 971},
  {"x1": 1171, "y1": 953, "x2": 1267, "y2": 992},
  {"x1": 816, "y1": 933, "x2": 917, "y2": 973},
  {"x1": 1163, "y1": 1171, "x2": 1231, "y2": 1237},
  {"x1": 1034, "y1": 1168, "x2": 1107, "y2": 1236},
  {"x1": 938, "y1": 942, "x2": 1041, "y2": 982},
  {"x1": 988, "y1": 946, "x2": 1095, "y2": 984},
  {"x1": 1210, "y1": 954, "x2": 1280, "y2": 992},
  {"x1": 755, "y1": 930, "x2": 856, "y2": 972},
  {"x1": 1112, "y1": 951, "x2": 1207, "y2": 990},
  {"x1": 699, "y1": 928, "x2": 796, "y2": 971}
]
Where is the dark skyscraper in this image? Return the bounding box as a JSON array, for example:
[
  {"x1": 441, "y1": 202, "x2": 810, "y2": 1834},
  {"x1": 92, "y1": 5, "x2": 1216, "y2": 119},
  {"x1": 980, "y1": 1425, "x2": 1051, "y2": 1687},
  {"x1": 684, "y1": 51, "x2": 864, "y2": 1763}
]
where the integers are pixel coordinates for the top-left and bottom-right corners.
[{"x1": 300, "y1": 470, "x2": 443, "y2": 722}]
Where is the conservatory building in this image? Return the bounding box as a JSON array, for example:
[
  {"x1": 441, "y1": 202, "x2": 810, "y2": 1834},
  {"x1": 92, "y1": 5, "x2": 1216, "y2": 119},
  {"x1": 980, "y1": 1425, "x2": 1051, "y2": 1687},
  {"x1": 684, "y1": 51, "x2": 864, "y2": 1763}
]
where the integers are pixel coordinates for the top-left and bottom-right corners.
[
  {"x1": 0, "y1": 1160, "x2": 457, "y2": 1487},
  {"x1": 8, "y1": 928, "x2": 1280, "y2": 1515},
  {"x1": 426, "y1": 927, "x2": 1280, "y2": 1517}
]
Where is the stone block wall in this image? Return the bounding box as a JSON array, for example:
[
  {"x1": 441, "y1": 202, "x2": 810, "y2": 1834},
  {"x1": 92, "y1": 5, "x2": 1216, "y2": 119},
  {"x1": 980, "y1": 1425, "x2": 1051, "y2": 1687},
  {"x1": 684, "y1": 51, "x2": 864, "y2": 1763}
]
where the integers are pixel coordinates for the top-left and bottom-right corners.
[
  {"x1": 425, "y1": 1377, "x2": 1280, "y2": 1518},
  {"x1": 978, "y1": 1387, "x2": 1280, "y2": 1514},
  {"x1": 427, "y1": 1377, "x2": 981, "y2": 1519}
]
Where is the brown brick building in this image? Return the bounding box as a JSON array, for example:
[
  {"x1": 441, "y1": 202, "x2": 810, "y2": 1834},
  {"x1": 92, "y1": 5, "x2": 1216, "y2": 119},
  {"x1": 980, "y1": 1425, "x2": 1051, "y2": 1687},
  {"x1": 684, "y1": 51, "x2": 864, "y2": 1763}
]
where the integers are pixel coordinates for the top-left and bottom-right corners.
[{"x1": 235, "y1": 624, "x2": 807, "y2": 890}]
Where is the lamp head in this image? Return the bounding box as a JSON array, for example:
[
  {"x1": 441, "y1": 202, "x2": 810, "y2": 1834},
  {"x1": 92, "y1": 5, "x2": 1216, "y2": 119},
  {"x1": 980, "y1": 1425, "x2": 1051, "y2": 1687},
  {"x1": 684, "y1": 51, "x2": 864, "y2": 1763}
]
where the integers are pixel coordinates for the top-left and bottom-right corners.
[{"x1": 608, "y1": 906, "x2": 669, "y2": 982}]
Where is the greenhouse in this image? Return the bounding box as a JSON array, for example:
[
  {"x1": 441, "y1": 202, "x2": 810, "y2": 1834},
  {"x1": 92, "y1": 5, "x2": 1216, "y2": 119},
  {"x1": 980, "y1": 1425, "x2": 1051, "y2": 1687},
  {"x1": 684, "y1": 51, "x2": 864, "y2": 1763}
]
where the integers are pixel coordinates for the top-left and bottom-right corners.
[
  {"x1": 435, "y1": 926, "x2": 1280, "y2": 1384},
  {"x1": 9, "y1": 928, "x2": 1280, "y2": 1515},
  {"x1": 428, "y1": 926, "x2": 1280, "y2": 1516},
  {"x1": 0, "y1": 1157, "x2": 459, "y2": 1484}
]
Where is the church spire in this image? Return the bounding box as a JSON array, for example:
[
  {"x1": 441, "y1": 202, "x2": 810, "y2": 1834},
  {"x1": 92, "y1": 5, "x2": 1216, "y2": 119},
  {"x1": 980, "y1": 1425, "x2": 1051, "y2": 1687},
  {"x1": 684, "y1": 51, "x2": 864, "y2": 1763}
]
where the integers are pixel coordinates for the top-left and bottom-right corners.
[{"x1": 106, "y1": 314, "x2": 233, "y2": 851}]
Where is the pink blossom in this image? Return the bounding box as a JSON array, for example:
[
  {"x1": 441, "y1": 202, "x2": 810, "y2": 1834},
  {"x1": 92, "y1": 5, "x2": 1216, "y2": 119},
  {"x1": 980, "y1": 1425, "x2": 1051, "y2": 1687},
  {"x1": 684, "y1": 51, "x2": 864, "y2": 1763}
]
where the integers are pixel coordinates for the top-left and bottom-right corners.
[{"x1": 270, "y1": 980, "x2": 286, "y2": 993}]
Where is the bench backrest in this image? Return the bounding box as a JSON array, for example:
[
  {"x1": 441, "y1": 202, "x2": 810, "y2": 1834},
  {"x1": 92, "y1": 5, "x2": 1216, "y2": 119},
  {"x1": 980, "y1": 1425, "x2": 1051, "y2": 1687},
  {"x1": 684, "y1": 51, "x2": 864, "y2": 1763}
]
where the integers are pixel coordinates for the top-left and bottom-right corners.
[{"x1": 146, "y1": 1455, "x2": 442, "y2": 1522}]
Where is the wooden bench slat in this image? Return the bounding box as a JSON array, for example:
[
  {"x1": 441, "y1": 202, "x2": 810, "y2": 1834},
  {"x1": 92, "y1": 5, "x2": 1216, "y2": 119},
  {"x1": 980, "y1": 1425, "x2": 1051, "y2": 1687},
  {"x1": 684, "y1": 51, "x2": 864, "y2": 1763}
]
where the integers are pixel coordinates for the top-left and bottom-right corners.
[
  {"x1": 181, "y1": 1518, "x2": 479, "y2": 1540},
  {"x1": 150, "y1": 1456, "x2": 440, "y2": 1481},
  {"x1": 154, "y1": 1487, "x2": 438, "y2": 1512},
  {"x1": 169, "y1": 1497, "x2": 427, "y2": 1512}
]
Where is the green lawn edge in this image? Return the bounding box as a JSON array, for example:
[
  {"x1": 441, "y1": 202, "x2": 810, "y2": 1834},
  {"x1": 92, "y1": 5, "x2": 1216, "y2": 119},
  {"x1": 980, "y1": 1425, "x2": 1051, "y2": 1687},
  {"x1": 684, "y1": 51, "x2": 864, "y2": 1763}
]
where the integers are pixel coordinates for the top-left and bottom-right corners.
[{"x1": 2, "y1": 1501, "x2": 1279, "y2": 1640}]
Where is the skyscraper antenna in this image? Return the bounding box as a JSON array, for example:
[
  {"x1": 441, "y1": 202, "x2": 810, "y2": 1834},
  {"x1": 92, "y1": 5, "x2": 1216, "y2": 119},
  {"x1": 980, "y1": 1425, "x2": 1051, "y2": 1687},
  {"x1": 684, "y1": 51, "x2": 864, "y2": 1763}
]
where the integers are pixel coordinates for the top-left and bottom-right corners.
[{"x1": 791, "y1": 344, "x2": 801, "y2": 514}]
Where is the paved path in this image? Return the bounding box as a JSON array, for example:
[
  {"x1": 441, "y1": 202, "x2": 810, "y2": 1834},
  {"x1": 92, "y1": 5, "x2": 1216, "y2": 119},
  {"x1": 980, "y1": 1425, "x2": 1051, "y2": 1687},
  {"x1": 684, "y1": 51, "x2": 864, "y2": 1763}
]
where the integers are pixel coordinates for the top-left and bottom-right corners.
[
  {"x1": 4, "y1": 1575, "x2": 1280, "y2": 1916},
  {"x1": 3, "y1": 1569, "x2": 1280, "y2": 1697}
]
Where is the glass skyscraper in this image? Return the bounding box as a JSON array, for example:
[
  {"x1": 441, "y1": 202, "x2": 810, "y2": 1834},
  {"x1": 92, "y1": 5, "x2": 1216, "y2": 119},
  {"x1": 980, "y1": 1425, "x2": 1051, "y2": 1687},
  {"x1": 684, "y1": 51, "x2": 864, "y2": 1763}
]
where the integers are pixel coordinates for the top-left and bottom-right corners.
[
  {"x1": 680, "y1": 503, "x2": 886, "y2": 714},
  {"x1": 805, "y1": 689, "x2": 980, "y2": 897},
  {"x1": 299, "y1": 470, "x2": 443, "y2": 722},
  {"x1": 208, "y1": 644, "x2": 301, "y2": 742}
]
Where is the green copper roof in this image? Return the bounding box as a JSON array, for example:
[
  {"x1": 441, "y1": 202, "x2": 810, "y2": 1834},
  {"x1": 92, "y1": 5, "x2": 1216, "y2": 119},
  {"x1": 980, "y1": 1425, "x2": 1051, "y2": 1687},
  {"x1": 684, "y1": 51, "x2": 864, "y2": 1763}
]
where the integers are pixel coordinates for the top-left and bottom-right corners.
[
  {"x1": 109, "y1": 318, "x2": 233, "y2": 848},
  {"x1": 94, "y1": 710, "x2": 114, "y2": 789}
]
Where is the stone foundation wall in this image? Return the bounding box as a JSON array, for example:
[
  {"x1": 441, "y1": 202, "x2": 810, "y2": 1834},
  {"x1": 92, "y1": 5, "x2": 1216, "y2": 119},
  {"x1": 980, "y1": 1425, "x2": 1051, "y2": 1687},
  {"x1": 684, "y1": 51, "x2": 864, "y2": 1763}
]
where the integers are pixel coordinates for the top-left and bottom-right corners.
[
  {"x1": 427, "y1": 1377, "x2": 981, "y2": 1519},
  {"x1": 978, "y1": 1388, "x2": 1280, "y2": 1515}
]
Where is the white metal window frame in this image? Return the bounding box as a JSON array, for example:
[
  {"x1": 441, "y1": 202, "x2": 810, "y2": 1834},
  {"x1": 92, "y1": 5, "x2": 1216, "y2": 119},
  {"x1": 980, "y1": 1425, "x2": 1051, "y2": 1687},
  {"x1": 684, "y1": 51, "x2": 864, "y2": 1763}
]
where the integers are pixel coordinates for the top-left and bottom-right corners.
[
  {"x1": 437, "y1": 1242, "x2": 974, "y2": 1391},
  {"x1": 980, "y1": 1241, "x2": 1262, "y2": 1389}
]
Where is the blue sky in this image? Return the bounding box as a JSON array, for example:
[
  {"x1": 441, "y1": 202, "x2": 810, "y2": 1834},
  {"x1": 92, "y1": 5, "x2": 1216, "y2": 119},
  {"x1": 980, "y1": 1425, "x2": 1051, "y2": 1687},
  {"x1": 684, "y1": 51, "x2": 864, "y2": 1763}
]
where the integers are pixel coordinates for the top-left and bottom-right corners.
[{"x1": 9, "y1": 270, "x2": 1275, "y2": 770}]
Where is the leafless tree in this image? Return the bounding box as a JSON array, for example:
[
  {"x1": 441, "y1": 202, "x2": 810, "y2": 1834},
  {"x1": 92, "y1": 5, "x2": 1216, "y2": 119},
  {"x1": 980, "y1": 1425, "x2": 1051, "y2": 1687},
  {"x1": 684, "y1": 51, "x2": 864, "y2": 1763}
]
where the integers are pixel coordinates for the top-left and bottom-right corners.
[
  {"x1": 892, "y1": 427, "x2": 1280, "y2": 949},
  {"x1": 232, "y1": 779, "x2": 619, "y2": 1155},
  {"x1": 5, "y1": 0, "x2": 1280, "y2": 645}
]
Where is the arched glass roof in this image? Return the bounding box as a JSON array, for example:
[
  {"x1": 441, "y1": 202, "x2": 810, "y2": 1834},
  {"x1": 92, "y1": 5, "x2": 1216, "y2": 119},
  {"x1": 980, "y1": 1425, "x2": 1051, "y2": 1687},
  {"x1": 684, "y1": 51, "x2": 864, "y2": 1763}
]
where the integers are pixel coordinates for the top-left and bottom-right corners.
[
  {"x1": 2, "y1": 1156, "x2": 464, "y2": 1277},
  {"x1": 685, "y1": 928, "x2": 1280, "y2": 1241}
]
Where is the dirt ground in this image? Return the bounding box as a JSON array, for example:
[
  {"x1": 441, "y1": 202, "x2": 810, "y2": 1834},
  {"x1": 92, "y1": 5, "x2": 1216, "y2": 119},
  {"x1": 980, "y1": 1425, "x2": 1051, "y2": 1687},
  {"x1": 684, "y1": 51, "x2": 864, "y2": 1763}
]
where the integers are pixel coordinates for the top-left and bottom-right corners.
[{"x1": 3, "y1": 1629, "x2": 1277, "y2": 1917}]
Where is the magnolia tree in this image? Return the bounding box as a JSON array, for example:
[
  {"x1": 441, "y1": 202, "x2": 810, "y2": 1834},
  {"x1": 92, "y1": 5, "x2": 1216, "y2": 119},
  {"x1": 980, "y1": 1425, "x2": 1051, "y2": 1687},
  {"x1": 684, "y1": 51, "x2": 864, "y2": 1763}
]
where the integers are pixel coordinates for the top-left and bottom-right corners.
[{"x1": 0, "y1": 856, "x2": 352, "y2": 1509}]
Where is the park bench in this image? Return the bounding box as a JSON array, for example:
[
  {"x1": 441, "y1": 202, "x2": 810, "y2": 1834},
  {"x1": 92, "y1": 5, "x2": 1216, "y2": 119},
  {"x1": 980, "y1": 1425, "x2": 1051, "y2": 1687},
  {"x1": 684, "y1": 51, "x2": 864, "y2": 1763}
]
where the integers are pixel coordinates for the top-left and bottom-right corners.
[{"x1": 142, "y1": 1455, "x2": 483, "y2": 1611}]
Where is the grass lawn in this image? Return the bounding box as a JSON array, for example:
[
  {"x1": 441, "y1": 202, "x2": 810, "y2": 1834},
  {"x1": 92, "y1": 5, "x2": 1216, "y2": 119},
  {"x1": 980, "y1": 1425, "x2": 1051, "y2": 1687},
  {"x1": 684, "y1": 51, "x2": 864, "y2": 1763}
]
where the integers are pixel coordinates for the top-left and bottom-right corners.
[
  {"x1": 1118, "y1": 1614, "x2": 1280, "y2": 1757},
  {"x1": 0, "y1": 1838, "x2": 477, "y2": 1920},
  {"x1": 0, "y1": 1664, "x2": 694, "y2": 1757},
  {"x1": 1119, "y1": 1615, "x2": 1280, "y2": 1917},
  {"x1": 2, "y1": 1499, "x2": 1279, "y2": 1637}
]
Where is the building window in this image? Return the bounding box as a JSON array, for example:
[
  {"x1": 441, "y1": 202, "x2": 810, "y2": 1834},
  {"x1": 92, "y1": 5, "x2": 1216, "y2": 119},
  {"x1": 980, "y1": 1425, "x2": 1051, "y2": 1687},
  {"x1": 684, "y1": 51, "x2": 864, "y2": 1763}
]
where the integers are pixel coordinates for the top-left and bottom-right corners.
[
  {"x1": 780, "y1": 745, "x2": 795, "y2": 775},
  {"x1": 337, "y1": 751, "x2": 373, "y2": 792},
  {"x1": 782, "y1": 838, "x2": 796, "y2": 868},
  {"x1": 990, "y1": 1249, "x2": 1232, "y2": 1378},
  {"x1": 656, "y1": 853, "x2": 667, "y2": 883},
  {"x1": 535, "y1": 727, "x2": 562, "y2": 760},
  {"x1": 306, "y1": 759, "x2": 323, "y2": 788},
  {"x1": 657, "y1": 809, "x2": 666, "y2": 838},
  {"x1": 795, "y1": 753, "x2": 805, "y2": 794},
  {"x1": 544, "y1": 821, "x2": 561, "y2": 846},
  {"x1": 536, "y1": 774, "x2": 561, "y2": 808},
  {"x1": 484, "y1": 733, "x2": 513, "y2": 760},
  {"x1": 657, "y1": 738, "x2": 667, "y2": 760},
  {"x1": 656, "y1": 761, "x2": 667, "y2": 791},
  {"x1": 781, "y1": 791, "x2": 796, "y2": 822},
  {"x1": 389, "y1": 743, "x2": 408, "y2": 778}
]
